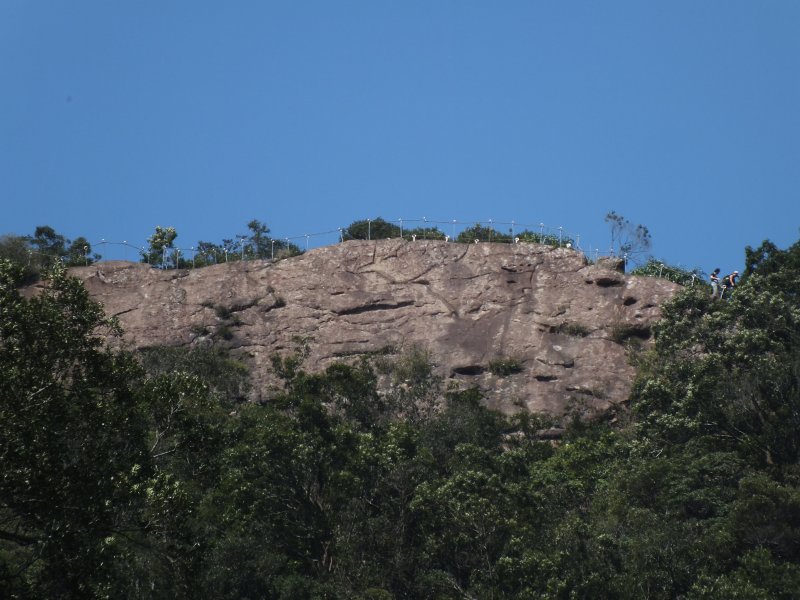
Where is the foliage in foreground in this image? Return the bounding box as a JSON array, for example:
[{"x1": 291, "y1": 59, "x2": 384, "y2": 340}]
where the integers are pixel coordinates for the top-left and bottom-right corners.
[{"x1": 1, "y1": 236, "x2": 799, "y2": 598}]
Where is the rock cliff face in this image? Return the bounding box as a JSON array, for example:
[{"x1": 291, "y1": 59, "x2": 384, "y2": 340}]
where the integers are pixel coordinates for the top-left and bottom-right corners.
[{"x1": 67, "y1": 240, "x2": 680, "y2": 417}]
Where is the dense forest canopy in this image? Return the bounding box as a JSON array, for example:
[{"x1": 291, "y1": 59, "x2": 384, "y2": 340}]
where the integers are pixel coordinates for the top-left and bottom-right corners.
[{"x1": 1, "y1": 237, "x2": 799, "y2": 598}]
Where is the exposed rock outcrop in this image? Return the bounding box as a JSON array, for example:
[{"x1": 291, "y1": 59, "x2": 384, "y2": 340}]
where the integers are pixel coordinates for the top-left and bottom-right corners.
[{"x1": 66, "y1": 240, "x2": 680, "y2": 417}]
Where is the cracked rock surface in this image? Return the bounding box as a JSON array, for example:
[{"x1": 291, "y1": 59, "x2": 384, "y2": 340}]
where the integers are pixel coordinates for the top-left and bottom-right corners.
[{"x1": 64, "y1": 239, "x2": 680, "y2": 417}]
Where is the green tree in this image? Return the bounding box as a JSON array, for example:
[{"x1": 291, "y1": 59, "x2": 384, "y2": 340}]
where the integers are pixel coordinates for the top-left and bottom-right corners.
[
  {"x1": 65, "y1": 236, "x2": 96, "y2": 266},
  {"x1": 206, "y1": 226, "x2": 301, "y2": 264},
  {"x1": 142, "y1": 226, "x2": 178, "y2": 267},
  {"x1": 198, "y1": 391, "x2": 352, "y2": 596},
  {"x1": 0, "y1": 234, "x2": 37, "y2": 283},
  {"x1": 604, "y1": 238, "x2": 800, "y2": 596},
  {"x1": 0, "y1": 261, "x2": 172, "y2": 596},
  {"x1": 386, "y1": 346, "x2": 442, "y2": 425},
  {"x1": 406, "y1": 227, "x2": 445, "y2": 240},
  {"x1": 456, "y1": 223, "x2": 510, "y2": 244},
  {"x1": 3, "y1": 235, "x2": 798, "y2": 598},
  {"x1": 343, "y1": 218, "x2": 401, "y2": 241},
  {"x1": 1, "y1": 227, "x2": 96, "y2": 280},
  {"x1": 31, "y1": 225, "x2": 67, "y2": 265},
  {"x1": 246, "y1": 219, "x2": 271, "y2": 258},
  {"x1": 139, "y1": 345, "x2": 250, "y2": 405},
  {"x1": 191, "y1": 240, "x2": 221, "y2": 266}
]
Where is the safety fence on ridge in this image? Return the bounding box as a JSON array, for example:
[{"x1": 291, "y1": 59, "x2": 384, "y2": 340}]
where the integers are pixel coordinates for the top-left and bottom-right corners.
[
  {"x1": 8, "y1": 218, "x2": 705, "y2": 286},
  {"x1": 77, "y1": 219, "x2": 590, "y2": 262}
]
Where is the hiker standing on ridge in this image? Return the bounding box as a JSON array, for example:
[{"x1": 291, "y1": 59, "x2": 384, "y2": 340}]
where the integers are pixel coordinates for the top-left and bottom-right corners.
[
  {"x1": 710, "y1": 268, "x2": 721, "y2": 299},
  {"x1": 720, "y1": 270, "x2": 739, "y2": 299}
]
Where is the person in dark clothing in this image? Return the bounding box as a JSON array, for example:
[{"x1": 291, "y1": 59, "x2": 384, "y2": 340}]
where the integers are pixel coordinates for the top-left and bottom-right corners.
[
  {"x1": 719, "y1": 270, "x2": 739, "y2": 299},
  {"x1": 710, "y1": 268, "x2": 721, "y2": 299}
]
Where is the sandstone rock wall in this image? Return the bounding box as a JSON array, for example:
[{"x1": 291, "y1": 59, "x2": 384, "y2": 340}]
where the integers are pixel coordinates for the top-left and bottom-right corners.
[{"x1": 67, "y1": 240, "x2": 680, "y2": 417}]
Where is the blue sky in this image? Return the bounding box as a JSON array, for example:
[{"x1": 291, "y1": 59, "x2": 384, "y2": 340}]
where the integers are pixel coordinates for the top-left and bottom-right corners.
[{"x1": 2, "y1": 1, "x2": 798, "y2": 274}]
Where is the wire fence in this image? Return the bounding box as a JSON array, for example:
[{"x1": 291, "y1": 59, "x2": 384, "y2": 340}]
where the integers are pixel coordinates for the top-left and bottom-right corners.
[
  {"x1": 9, "y1": 217, "x2": 705, "y2": 286},
  {"x1": 76, "y1": 219, "x2": 594, "y2": 263}
]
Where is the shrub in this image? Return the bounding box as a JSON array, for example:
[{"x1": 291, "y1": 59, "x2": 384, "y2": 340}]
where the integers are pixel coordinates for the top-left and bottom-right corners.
[
  {"x1": 488, "y1": 356, "x2": 524, "y2": 376},
  {"x1": 215, "y1": 305, "x2": 232, "y2": 319},
  {"x1": 190, "y1": 324, "x2": 210, "y2": 337},
  {"x1": 630, "y1": 258, "x2": 703, "y2": 287},
  {"x1": 342, "y1": 217, "x2": 401, "y2": 240},
  {"x1": 556, "y1": 322, "x2": 590, "y2": 337},
  {"x1": 610, "y1": 324, "x2": 651, "y2": 344},
  {"x1": 457, "y1": 223, "x2": 511, "y2": 244},
  {"x1": 392, "y1": 346, "x2": 435, "y2": 385},
  {"x1": 216, "y1": 325, "x2": 234, "y2": 341},
  {"x1": 515, "y1": 230, "x2": 574, "y2": 248}
]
